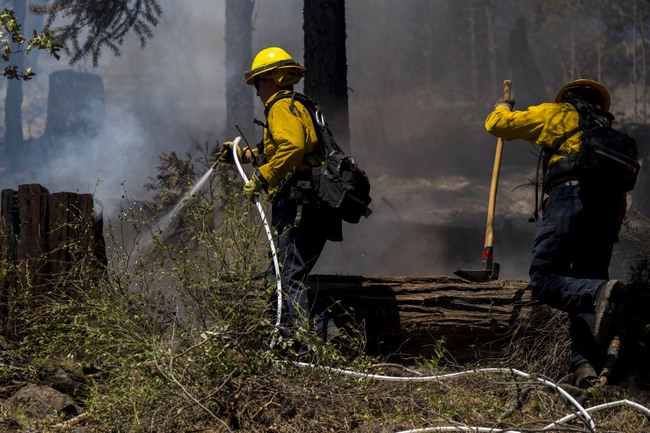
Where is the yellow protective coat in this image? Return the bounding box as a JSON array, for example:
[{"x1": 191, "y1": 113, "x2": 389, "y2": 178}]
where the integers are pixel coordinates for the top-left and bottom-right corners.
[
  {"x1": 257, "y1": 90, "x2": 322, "y2": 195},
  {"x1": 486, "y1": 100, "x2": 629, "y2": 227},
  {"x1": 485, "y1": 102, "x2": 582, "y2": 166}
]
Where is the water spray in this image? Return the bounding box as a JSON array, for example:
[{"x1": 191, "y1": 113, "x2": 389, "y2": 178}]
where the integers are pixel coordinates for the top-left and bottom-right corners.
[
  {"x1": 232, "y1": 136, "x2": 283, "y2": 348},
  {"x1": 130, "y1": 154, "x2": 222, "y2": 267}
]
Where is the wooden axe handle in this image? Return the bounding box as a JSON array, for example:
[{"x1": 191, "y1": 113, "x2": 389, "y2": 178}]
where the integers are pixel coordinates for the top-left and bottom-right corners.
[
  {"x1": 483, "y1": 80, "x2": 512, "y2": 267},
  {"x1": 503, "y1": 79, "x2": 512, "y2": 100}
]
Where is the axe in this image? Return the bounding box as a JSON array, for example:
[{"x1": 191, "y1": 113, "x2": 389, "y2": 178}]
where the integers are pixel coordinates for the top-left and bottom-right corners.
[{"x1": 455, "y1": 79, "x2": 512, "y2": 282}]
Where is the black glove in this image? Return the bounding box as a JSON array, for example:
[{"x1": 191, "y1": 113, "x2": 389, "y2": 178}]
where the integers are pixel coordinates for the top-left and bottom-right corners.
[{"x1": 219, "y1": 141, "x2": 242, "y2": 164}]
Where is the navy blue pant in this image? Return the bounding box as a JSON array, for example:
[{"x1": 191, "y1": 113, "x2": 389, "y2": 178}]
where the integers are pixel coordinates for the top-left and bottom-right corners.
[
  {"x1": 529, "y1": 182, "x2": 623, "y2": 370},
  {"x1": 272, "y1": 186, "x2": 331, "y2": 341}
]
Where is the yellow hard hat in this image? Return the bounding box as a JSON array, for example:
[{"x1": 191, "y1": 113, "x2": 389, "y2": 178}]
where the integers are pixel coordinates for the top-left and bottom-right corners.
[
  {"x1": 244, "y1": 47, "x2": 307, "y2": 87},
  {"x1": 554, "y1": 79, "x2": 611, "y2": 111}
]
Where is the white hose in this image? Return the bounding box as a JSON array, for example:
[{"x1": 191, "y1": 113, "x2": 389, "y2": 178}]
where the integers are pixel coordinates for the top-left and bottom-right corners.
[
  {"x1": 292, "y1": 363, "x2": 597, "y2": 432},
  {"x1": 392, "y1": 398, "x2": 650, "y2": 433},
  {"x1": 232, "y1": 137, "x2": 283, "y2": 348},
  {"x1": 394, "y1": 427, "x2": 514, "y2": 433},
  {"x1": 544, "y1": 398, "x2": 650, "y2": 430},
  {"x1": 224, "y1": 138, "x2": 650, "y2": 432}
]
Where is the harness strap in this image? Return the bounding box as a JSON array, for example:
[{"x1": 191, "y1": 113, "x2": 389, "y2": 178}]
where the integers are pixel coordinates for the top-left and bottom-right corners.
[
  {"x1": 262, "y1": 92, "x2": 324, "y2": 163},
  {"x1": 530, "y1": 102, "x2": 612, "y2": 222},
  {"x1": 289, "y1": 180, "x2": 312, "y2": 225},
  {"x1": 530, "y1": 125, "x2": 582, "y2": 222}
]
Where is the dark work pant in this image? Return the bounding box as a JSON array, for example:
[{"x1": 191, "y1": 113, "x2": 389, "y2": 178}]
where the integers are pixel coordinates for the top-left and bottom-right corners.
[
  {"x1": 272, "y1": 186, "x2": 330, "y2": 342},
  {"x1": 529, "y1": 182, "x2": 622, "y2": 370}
]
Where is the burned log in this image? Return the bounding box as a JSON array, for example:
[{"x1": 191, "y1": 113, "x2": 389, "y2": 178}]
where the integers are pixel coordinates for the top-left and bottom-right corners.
[
  {"x1": 310, "y1": 274, "x2": 533, "y2": 361},
  {"x1": 0, "y1": 184, "x2": 106, "y2": 338}
]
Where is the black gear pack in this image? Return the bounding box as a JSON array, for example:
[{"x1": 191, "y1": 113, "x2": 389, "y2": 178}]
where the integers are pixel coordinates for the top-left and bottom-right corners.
[
  {"x1": 542, "y1": 101, "x2": 640, "y2": 193},
  {"x1": 265, "y1": 92, "x2": 372, "y2": 224},
  {"x1": 530, "y1": 100, "x2": 639, "y2": 222}
]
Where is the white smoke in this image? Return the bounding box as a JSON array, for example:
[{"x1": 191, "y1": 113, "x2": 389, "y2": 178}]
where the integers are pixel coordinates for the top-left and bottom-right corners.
[{"x1": 29, "y1": 105, "x2": 155, "y2": 216}]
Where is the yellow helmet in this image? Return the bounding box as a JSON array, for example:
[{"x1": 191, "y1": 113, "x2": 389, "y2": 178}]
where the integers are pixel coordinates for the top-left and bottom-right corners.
[
  {"x1": 554, "y1": 79, "x2": 611, "y2": 111},
  {"x1": 244, "y1": 47, "x2": 307, "y2": 87}
]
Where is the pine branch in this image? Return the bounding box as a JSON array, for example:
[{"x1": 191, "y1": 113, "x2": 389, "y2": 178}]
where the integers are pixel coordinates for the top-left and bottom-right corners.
[{"x1": 30, "y1": 0, "x2": 162, "y2": 66}]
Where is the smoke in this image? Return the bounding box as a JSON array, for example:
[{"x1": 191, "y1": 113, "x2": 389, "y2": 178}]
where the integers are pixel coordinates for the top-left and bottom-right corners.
[
  {"x1": 29, "y1": 106, "x2": 155, "y2": 215},
  {"x1": 1, "y1": 0, "x2": 642, "y2": 280}
]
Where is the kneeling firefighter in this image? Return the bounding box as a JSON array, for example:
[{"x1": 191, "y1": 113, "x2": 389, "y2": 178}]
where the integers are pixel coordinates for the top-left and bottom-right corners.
[
  {"x1": 225, "y1": 47, "x2": 343, "y2": 355},
  {"x1": 485, "y1": 79, "x2": 631, "y2": 388}
]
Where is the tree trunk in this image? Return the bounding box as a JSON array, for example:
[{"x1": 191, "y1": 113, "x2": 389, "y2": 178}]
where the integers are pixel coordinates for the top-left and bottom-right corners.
[
  {"x1": 4, "y1": 0, "x2": 26, "y2": 159},
  {"x1": 507, "y1": 18, "x2": 545, "y2": 107},
  {"x1": 484, "y1": 0, "x2": 498, "y2": 101},
  {"x1": 45, "y1": 70, "x2": 105, "y2": 140},
  {"x1": 310, "y1": 274, "x2": 532, "y2": 361},
  {"x1": 224, "y1": 0, "x2": 254, "y2": 141},
  {"x1": 303, "y1": 0, "x2": 350, "y2": 151}
]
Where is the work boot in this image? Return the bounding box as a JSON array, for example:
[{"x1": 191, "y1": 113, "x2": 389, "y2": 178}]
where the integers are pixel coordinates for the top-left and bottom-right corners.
[
  {"x1": 572, "y1": 362, "x2": 599, "y2": 389},
  {"x1": 593, "y1": 280, "x2": 626, "y2": 345}
]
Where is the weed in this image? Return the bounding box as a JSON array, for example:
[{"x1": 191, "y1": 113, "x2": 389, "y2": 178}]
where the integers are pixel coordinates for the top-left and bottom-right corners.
[{"x1": 1, "y1": 141, "x2": 649, "y2": 432}]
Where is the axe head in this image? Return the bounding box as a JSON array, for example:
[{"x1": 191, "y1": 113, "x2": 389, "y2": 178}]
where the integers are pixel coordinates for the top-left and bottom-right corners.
[{"x1": 454, "y1": 263, "x2": 500, "y2": 283}]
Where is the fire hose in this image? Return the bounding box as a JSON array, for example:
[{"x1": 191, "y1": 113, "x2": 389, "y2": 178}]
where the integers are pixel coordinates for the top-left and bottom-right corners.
[{"x1": 232, "y1": 137, "x2": 283, "y2": 348}]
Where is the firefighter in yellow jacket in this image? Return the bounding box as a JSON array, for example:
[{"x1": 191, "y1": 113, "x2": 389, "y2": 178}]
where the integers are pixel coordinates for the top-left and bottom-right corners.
[
  {"x1": 485, "y1": 79, "x2": 628, "y2": 388},
  {"x1": 230, "y1": 47, "x2": 342, "y2": 356}
]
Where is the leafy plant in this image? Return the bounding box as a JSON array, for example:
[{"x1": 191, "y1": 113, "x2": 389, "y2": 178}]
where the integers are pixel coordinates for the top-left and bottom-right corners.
[
  {"x1": 0, "y1": 8, "x2": 61, "y2": 80},
  {"x1": 4, "y1": 142, "x2": 649, "y2": 432}
]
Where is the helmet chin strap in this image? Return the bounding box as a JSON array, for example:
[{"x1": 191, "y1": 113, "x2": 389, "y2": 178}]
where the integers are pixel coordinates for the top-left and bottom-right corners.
[{"x1": 271, "y1": 67, "x2": 304, "y2": 87}]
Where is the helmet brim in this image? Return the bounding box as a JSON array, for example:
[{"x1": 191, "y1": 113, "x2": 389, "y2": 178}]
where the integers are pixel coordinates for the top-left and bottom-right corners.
[{"x1": 245, "y1": 62, "x2": 307, "y2": 85}]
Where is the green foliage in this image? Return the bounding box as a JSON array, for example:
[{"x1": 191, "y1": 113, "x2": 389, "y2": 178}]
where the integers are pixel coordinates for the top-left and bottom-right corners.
[
  {"x1": 20, "y1": 142, "x2": 650, "y2": 432},
  {"x1": 0, "y1": 8, "x2": 61, "y2": 80},
  {"x1": 0, "y1": 150, "x2": 271, "y2": 429}
]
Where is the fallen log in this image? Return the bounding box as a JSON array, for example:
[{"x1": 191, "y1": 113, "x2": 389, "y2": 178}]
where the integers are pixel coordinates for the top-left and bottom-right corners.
[{"x1": 309, "y1": 274, "x2": 532, "y2": 361}]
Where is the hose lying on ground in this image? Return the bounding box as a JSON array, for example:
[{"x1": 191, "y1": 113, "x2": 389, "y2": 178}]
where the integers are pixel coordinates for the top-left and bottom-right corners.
[{"x1": 292, "y1": 362, "x2": 650, "y2": 433}]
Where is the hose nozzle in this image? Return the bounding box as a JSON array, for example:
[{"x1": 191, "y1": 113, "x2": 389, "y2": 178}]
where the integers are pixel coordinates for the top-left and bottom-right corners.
[{"x1": 211, "y1": 148, "x2": 230, "y2": 169}]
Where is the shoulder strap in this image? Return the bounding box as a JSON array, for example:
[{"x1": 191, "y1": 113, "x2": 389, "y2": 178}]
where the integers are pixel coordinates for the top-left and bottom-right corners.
[
  {"x1": 530, "y1": 114, "x2": 582, "y2": 223},
  {"x1": 294, "y1": 93, "x2": 343, "y2": 155},
  {"x1": 264, "y1": 91, "x2": 293, "y2": 117},
  {"x1": 550, "y1": 125, "x2": 581, "y2": 155},
  {"x1": 263, "y1": 91, "x2": 335, "y2": 160}
]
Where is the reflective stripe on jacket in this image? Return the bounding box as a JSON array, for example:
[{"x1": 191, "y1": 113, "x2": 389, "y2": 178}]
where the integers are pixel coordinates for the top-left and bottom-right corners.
[
  {"x1": 485, "y1": 102, "x2": 582, "y2": 166},
  {"x1": 257, "y1": 90, "x2": 321, "y2": 195}
]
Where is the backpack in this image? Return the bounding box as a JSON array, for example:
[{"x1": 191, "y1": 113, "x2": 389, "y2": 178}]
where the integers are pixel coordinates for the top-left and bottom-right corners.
[
  {"x1": 542, "y1": 103, "x2": 640, "y2": 193},
  {"x1": 530, "y1": 102, "x2": 639, "y2": 222},
  {"x1": 266, "y1": 92, "x2": 372, "y2": 224}
]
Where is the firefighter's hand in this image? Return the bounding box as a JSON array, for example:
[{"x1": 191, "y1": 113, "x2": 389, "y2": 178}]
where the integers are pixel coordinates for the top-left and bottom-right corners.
[
  {"x1": 243, "y1": 171, "x2": 266, "y2": 200},
  {"x1": 218, "y1": 141, "x2": 242, "y2": 164},
  {"x1": 494, "y1": 99, "x2": 515, "y2": 110},
  {"x1": 222, "y1": 141, "x2": 254, "y2": 164}
]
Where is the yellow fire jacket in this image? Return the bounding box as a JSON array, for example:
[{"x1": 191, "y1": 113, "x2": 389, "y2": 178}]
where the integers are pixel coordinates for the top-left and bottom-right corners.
[
  {"x1": 486, "y1": 101, "x2": 629, "y2": 226},
  {"x1": 257, "y1": 90, "x2": 322, "y2": 195},
  {"x1": 485, "y1": 102, "x2": 582, "y2": 166}
]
